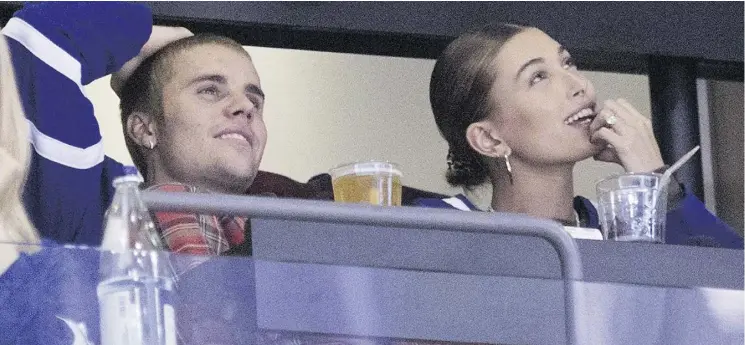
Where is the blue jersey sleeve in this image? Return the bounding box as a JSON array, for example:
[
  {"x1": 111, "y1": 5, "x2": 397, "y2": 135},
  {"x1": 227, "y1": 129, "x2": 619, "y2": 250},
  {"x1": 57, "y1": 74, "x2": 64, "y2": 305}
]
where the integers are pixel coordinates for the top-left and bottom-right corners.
[
  {"x1": 3, "y1": 2, "x2": 152, "y2": 245},
  {"x1": 665, "y1": 191, "x2": 744, "y2": 249}
]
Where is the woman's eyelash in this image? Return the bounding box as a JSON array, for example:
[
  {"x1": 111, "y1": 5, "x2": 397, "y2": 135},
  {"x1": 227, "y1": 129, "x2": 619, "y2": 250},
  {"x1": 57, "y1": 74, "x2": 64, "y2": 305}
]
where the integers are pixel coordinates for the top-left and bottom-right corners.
[{"x1": 530, "y1": 71, "x2": 548, "y2": 85}]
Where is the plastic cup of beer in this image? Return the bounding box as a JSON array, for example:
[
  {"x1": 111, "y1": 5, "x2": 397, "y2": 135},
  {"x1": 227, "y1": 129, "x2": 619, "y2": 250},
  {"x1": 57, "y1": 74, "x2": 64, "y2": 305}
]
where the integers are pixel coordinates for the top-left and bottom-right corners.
[
  {"x1": 329, "y1": 161, "x2": 403, "y2": 206},
  {"x1": 596, "y1": 173, "x2": 667, "y2": 243}
]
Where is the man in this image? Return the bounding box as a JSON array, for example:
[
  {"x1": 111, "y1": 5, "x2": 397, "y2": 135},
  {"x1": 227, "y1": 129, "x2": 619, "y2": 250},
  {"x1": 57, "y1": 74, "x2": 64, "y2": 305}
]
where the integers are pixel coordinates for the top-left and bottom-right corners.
[
  {"x1": 5, "y1": 1, "x2": 266, "y2": 255},
  {"x1": 113, "y1": 34, "x2": 267, "y2": 256},
  {"x1": 2, "y1": 3, "x2": 261, "y2": 343}
]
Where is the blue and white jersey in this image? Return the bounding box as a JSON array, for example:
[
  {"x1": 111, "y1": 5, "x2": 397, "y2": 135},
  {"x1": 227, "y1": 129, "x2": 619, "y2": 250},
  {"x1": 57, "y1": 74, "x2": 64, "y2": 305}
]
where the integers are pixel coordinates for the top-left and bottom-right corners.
[
  {"x1": 414, "y1": 192, "x2": 744, "y2": 248},
  {"x1": 3, "y1": 1, "x2": 152, "y2": 246}
]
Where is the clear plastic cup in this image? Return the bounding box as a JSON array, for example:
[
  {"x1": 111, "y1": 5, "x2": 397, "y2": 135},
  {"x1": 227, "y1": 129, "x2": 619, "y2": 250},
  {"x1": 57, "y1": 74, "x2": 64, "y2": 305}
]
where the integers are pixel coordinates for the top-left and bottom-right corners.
[
  {"x1": 596, "y1": 173, "x2": 667, "y2": 243},
  {"x1": 329, "y1": 161, "x2": 402, "y2": 206}
]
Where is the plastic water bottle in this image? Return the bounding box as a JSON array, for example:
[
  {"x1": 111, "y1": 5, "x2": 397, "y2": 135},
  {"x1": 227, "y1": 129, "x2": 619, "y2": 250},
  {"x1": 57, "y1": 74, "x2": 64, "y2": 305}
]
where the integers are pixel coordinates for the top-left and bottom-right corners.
[{"x1": 97, "y1": 166, "x2": 176, "y2": 345}]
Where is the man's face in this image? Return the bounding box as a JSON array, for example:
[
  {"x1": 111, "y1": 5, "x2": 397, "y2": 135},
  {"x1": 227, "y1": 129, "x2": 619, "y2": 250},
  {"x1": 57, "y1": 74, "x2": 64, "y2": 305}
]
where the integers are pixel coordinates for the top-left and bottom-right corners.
[{"x1": 153, "y1": 43, "x2": 267, "y2": 193}]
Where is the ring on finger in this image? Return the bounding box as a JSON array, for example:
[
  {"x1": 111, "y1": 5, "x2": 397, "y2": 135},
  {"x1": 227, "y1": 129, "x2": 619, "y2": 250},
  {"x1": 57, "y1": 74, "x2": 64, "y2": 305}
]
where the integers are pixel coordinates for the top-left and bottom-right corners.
[{"x1": 605, "y1": 114, "x2": 618, "y2": 127}]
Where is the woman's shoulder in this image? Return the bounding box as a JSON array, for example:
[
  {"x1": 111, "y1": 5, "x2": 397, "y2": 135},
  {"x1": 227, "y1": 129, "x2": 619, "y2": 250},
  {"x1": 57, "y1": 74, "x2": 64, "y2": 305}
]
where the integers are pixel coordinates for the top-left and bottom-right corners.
[
  {"x1": 0, "y1": 241, "x2": 63, "y2": 343},
  {"x1": 413, "y1": 194, "x2": 481, "y2": 211},
  {"x1": 2, "y1": 239, "x2": 58, "y2": 280},
  {"x1": 1, "y1": 240, "x2": 101, "y2": 344},
  {"x1": 2, "y1": 239, "x2": 100, "y2": 290}
]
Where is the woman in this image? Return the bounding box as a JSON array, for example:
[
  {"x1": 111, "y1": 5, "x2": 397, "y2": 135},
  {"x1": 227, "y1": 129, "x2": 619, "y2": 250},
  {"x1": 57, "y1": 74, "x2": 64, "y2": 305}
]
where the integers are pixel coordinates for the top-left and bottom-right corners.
[
  {"x1": 415, "y1": 23, "x2": 743, "y2": 249},
  {"x1": 0, "y1": 26, "x2": 103, "y2": 343},
  {"x1": 0, "y1": 30, "x2": 36, "y2": 257}
]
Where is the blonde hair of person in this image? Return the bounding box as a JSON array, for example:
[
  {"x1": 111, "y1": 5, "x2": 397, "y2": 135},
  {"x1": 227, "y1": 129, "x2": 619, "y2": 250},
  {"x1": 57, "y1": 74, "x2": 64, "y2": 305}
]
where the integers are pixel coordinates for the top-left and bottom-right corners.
[{"x1": 0, "y1": 33, "x2": 40, "y2": 248}]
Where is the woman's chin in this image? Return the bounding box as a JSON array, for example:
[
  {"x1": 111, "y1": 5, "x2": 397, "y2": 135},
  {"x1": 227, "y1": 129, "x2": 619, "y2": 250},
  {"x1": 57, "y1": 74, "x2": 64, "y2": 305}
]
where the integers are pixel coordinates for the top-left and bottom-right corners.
[{"x1": 569, "y1": 141, "x2": 604, "y2": 162}]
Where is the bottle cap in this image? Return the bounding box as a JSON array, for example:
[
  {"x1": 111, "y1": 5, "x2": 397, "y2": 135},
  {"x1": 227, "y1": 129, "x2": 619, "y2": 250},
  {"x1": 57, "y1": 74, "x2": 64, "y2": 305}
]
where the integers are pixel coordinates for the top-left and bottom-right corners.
[
  {"x1": 123, "y1": 165, "x2": 140, "y2": 176},
  {"x1": 113, "y1": 166, "x2": 144, "y2": 185}
]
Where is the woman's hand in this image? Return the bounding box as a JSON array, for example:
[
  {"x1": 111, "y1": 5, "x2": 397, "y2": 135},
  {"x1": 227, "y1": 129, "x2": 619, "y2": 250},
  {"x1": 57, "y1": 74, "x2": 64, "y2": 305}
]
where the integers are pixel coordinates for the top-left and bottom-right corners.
[{"x1": 589, "y1": 98, "x2": 665, "y2": 173}]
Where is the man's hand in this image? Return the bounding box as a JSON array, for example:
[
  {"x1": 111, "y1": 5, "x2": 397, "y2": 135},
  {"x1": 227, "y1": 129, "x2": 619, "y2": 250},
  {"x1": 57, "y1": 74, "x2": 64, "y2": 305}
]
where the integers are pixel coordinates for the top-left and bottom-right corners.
[{"x1": 111, "y1": 26, "x2": 194, "y2": 96}]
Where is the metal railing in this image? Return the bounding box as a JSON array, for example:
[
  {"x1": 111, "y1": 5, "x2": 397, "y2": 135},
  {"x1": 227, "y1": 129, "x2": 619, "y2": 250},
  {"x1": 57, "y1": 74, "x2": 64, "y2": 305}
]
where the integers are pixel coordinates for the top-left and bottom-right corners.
[{"x1": 142, "y1": 191, "x2": 584, "y2": 345}]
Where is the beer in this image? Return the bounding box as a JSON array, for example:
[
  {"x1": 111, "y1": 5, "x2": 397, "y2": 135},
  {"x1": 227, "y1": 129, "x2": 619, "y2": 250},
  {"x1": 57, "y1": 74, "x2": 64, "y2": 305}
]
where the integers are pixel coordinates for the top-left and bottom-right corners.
[{"x1": 330, "y1": 161, "x2": 402, "y2": 206}]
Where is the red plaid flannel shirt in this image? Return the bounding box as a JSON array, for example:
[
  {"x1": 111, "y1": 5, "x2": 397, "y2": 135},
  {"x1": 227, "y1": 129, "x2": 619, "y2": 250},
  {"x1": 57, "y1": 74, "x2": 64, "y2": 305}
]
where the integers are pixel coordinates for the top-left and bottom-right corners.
[{"x1": 147, "y1": 183, "x2": 246, "y2": 255}]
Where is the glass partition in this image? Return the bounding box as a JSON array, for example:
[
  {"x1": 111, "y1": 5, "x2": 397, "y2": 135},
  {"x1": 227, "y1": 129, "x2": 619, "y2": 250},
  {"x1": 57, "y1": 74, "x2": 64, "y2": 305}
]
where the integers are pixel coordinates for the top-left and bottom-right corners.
[{"x1": 1, "y1": 240, "x2": 742, "y2": 345}]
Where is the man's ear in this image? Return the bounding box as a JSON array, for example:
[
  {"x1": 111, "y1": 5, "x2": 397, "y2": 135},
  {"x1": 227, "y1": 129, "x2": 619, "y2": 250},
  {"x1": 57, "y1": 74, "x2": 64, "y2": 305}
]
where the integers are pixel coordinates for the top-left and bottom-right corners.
[
  {"x1": 465, "y1": 120, "x2": 511, "y2": 158},
  {"x1": 125, "y1": 112, "x2": 157, "y2": 149}
]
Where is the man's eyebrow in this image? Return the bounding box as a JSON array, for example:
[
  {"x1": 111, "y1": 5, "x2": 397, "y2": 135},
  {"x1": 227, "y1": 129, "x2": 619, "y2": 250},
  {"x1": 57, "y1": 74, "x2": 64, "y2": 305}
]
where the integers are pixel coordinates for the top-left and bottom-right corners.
[
  {"x1": 246, "y1": 83, "x2": 265, "y2": 100},
  {"x1": 188, "y1": 74, "x2": 265, "y2": 100},
  {"x1": 188, "y1": 74, "x2": 227, "y2": 86}
]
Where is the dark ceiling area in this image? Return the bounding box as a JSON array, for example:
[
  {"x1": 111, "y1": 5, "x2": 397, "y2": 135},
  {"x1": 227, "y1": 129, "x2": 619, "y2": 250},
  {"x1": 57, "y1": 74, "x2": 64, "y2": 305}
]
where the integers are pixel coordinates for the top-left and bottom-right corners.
[{"x1": 0, "y1": 1, "x2": 742, "y2": 81}]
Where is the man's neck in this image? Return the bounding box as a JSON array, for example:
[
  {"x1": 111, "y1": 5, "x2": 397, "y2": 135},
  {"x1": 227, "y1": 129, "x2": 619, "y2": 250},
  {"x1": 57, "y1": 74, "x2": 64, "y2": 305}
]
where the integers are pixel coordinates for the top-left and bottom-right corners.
[
  {"x1": 490, "y1": 162, "x2": 576, "y2": 224},
  {"x1": 146, "y1": 168, "x2": 245, "y2": 195}
]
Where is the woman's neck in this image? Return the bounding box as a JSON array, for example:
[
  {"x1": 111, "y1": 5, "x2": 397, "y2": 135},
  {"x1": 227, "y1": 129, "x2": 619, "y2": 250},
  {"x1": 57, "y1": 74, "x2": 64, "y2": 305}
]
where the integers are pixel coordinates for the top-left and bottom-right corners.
[{"x1": 489, "y1": 161, "x2": 576, "y2": 224}]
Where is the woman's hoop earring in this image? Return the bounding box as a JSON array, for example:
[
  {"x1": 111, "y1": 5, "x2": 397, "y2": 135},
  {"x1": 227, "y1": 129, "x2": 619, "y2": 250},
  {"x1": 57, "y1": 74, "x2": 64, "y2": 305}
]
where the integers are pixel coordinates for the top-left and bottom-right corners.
[
  {"x1": 504, "y1": 153, "x2": 513, "y2": 185},
  {"x1": 148, "y1": 139, "x2": 155, "y2": 150}
]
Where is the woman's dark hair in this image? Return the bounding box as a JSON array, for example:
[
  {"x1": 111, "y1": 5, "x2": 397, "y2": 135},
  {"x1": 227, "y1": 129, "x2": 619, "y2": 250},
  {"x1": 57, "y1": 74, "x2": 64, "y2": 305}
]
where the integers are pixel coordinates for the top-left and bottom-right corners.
[{"x1": 430, "y1": 23, "x2": 526, "y2": 188}]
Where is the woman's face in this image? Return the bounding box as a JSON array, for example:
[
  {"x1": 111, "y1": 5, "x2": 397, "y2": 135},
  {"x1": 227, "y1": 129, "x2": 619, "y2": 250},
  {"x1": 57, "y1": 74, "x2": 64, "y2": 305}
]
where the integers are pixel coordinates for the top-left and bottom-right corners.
[{"x1": 489, "y1": 28, "x2": 603, "y2": 166}]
